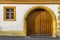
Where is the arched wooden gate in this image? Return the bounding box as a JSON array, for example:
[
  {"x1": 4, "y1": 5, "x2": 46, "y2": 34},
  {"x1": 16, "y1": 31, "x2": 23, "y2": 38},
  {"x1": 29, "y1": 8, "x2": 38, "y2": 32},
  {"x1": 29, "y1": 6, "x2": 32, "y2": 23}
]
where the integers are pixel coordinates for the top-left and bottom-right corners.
[{"x1": 24, "y1": 6, "x2": 56, "y2": 37}]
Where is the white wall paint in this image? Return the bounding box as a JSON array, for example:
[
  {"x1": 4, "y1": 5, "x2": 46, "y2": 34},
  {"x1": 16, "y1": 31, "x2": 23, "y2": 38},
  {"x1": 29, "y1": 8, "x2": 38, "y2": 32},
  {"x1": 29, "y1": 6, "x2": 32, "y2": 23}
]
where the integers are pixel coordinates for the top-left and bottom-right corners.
[{"x1": 0, "y1": 4, "x2": 59, "y2": 31}]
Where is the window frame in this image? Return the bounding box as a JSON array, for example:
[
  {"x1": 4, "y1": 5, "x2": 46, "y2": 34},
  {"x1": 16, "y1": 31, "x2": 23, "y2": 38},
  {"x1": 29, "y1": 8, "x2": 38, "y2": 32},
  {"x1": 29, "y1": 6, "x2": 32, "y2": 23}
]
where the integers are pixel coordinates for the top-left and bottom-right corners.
[{"x1": 4, "y1": 6, "x2": 16, "y2": 21}]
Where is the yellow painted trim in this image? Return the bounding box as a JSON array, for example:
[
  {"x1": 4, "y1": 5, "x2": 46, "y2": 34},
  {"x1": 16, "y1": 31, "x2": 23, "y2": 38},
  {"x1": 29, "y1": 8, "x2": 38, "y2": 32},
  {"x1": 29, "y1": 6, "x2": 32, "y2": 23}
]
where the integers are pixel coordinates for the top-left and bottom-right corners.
[
  {"x1": 0, "y1": 31, "x2": 26, "y2": 36},
  {"x1": 58, "y1": 16, "x2": 60, "y2": 20},
  {"x1": 4, "y1": 6, "x2": 16, "y2": 21},
  {"x1": 0, "y1": 0, "x2": 60, "y2": 4},
  {"x1": 24, "y1": 6, "x2": 57, "y2": 37}
]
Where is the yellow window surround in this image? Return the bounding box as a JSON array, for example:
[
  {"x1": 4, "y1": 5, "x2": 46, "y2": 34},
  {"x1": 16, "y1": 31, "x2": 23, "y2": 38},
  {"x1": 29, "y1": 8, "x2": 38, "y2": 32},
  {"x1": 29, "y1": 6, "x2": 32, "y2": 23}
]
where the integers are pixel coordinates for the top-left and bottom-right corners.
[{"x1": 4, "y1": 6, "x2": 16, "y2": 21}]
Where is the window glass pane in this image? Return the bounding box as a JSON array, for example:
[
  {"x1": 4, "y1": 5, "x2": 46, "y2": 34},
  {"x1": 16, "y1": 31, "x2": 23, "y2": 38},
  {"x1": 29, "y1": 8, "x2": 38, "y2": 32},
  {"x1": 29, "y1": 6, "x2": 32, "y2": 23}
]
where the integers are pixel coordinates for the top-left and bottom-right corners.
[
  {"x1": 6, "y1": 9, "x2": 10, "y2": 12},
  {"x1": 11, "y1": 13, "x2": 14, "y2": 19},
  {"x1": 6, "y1": 13, "x2": 10, "y2": 19},
  {"x1": 11, "y1": 13, "x2": 14, "y2": 15},
  {"x1": 11, "y1": 16, "x2": 14, "y2": 19},
  {"x1": 11, "y1": 8, "x2": 14, "y2": 12}
]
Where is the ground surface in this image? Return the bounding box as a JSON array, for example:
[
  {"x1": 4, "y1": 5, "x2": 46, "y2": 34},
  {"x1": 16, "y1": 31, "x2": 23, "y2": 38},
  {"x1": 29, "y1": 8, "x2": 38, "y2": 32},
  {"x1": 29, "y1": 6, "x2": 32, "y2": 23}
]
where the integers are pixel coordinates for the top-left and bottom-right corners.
[{"x1": 0, "y1": 36, "x2": 60, "y2": 40}]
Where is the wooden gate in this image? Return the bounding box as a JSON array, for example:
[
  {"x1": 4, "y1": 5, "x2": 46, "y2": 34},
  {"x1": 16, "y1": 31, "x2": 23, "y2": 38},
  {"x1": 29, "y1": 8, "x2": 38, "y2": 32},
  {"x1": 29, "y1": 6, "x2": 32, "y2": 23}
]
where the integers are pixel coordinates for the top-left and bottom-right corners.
[{"x1": 26, "y1": 9, "x2": 53, "y2": 36}]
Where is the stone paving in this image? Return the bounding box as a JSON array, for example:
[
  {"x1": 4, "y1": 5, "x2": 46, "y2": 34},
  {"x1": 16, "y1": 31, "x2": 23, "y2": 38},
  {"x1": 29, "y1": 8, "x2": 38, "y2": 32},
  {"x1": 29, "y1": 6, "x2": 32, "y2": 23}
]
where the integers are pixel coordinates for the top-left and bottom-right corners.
[{"x1": 0, "y1": 36, "x2": 60, "y2": 40}]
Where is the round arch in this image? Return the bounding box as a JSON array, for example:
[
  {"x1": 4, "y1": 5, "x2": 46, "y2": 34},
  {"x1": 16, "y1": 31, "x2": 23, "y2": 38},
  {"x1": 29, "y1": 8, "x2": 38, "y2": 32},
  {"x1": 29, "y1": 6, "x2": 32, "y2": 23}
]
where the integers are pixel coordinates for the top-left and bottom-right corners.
[{"x1": 24, "y1": 6, "x2": 57, "y2": 37}]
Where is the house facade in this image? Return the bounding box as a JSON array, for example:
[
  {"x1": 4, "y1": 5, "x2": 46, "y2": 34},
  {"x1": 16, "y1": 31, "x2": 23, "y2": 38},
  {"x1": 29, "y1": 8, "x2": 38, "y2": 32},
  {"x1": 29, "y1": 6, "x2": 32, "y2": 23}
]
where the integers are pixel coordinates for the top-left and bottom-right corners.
[{"x1": 0, "y1": 0, "x2": 60, "y2": 37}]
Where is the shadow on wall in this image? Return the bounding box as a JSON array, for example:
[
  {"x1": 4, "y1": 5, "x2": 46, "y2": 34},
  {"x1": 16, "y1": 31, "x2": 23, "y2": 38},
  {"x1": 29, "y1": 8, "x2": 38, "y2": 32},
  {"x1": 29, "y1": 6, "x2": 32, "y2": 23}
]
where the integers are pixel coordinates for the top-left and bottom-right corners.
[{"x1": 0, "y1": 27, "x2": 2, "y2": 30}]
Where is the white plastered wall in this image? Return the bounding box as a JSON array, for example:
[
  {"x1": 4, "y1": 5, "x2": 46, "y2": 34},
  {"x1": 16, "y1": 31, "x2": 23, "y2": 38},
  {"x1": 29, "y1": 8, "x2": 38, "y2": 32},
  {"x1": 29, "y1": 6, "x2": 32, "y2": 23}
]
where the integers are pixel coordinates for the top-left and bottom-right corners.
[{"x1": 0, "y1": 4, "x2": 59, "y2": 31}]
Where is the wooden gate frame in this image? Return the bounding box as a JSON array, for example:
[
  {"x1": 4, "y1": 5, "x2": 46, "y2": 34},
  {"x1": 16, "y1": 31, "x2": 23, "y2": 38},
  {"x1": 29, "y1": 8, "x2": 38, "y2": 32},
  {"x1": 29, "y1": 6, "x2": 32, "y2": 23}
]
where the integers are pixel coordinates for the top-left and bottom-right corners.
[{"x1": 24, "y1": 6, "x2": 57, "y2": 37}]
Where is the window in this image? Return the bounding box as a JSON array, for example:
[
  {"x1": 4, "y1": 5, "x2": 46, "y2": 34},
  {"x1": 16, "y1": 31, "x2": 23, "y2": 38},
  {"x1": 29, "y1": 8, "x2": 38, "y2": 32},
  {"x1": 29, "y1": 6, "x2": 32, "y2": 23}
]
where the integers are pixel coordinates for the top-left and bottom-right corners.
[{"x1": 4, "y1": 6, "x2": 16, "y2": 21}]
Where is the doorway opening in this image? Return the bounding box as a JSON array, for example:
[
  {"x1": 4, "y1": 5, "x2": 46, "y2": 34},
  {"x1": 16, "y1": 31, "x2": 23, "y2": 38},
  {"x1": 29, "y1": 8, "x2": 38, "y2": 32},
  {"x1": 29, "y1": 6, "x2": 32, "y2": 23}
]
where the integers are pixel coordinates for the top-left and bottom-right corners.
[{"x1": 24, "y1": 6, "x2": 56, "y2": 37}]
